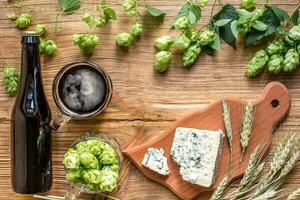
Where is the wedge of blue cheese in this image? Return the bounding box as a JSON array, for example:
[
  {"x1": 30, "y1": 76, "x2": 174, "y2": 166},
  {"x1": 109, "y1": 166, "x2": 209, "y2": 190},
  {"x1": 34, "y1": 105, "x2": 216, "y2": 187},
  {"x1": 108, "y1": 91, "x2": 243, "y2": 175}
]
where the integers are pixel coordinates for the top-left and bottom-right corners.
[
  {"x1": 171, "y1": 127, "x2": 224, "y2": 187},
  {"x1": 142, "y1": 148, "x2": 170, "y2": 176}
]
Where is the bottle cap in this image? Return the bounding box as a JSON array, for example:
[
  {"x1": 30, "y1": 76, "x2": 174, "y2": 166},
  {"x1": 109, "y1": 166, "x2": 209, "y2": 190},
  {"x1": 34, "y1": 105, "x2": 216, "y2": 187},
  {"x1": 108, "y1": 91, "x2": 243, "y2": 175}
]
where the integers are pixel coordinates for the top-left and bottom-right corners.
[{"x1": 22, "y1": 31, "x2": 40, "y2": 44}]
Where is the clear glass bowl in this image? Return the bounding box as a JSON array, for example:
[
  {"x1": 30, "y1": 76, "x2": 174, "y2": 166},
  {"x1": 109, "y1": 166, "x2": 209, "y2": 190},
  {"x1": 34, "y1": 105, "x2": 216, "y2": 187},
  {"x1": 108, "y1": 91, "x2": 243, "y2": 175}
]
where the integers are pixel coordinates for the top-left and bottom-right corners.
[{"x1": 64, "y1": 133, "x2": 123, "y2": 200}]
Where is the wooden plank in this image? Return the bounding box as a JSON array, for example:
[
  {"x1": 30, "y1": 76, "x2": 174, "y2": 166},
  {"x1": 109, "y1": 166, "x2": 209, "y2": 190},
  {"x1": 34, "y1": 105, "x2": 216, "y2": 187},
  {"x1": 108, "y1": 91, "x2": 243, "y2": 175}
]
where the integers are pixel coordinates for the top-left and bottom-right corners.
[{"x1": 0, "y1": 0, "x2": 299, "y2": 199}]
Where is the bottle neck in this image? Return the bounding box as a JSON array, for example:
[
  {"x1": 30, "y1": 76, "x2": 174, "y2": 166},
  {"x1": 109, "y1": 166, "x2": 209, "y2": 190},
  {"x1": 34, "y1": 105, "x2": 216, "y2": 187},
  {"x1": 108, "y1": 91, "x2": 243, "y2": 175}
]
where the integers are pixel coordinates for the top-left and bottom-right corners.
[{"x1": 21, "y1": 43, "x2": 41, "y2": 73}]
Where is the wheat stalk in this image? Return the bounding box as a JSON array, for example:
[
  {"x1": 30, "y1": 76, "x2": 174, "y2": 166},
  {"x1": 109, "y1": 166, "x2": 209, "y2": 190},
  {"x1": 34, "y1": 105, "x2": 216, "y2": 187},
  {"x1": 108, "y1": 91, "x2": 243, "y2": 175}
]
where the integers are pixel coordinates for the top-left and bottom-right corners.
[
  {"x1": 222, "y1": 101, "x2": 233, "y2": 152},
  {"x1": 210, "y1": 176, "x2": 230, "y2": 200},
  {"x1": 251, "y1": 190, "x2": 277, "y2": 200},
  {"x1": 251, "y1": 134, "x2": 299, "y2": 198},
  {"x1": 287, "y1": 188, "x2": 300, "y2": 200},
  {"x1": 240, "y1": 102, "x2": 254, "y2": 162},
  {"x1": 237, "y1": 147, "x2": 260, "y2": 193}
]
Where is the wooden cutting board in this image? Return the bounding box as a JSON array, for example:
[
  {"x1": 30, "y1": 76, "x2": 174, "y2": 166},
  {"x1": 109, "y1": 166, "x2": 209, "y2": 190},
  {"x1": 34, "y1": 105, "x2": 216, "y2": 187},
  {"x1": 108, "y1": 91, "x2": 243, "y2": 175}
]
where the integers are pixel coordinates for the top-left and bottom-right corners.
[{"x1": 123, "y1": 81, "x2": 291, "y2": 200}]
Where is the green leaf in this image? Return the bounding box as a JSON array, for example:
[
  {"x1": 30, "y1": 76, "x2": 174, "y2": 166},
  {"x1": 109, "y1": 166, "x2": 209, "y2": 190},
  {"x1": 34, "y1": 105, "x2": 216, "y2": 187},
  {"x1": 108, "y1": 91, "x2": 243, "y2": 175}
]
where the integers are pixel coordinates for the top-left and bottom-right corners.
[
  {"x1": 252, "y1": 20, "x2": 267, "y2": 31},
  {"x1": 269, "y1": 5, "x2": 289, "y2": 22},
  {"x1": 209, "y1": 29, "x2": 221, "y2": 50},
  {"x1": 245, "y1": 6, "x2": 287, "y2": 47},
  {"x1": 203, "y1": 46, "x2": 215, "y2": 56},
  {"x1": 212, "y1": 4, "x2": 239, "y2": 48},
  {"x1": 172, "y1": 3, "x2": 201, "y2": 27},
  {"x1": 102, "y1": 4, "x2": 117, "y2": 23},
  {"x1": 146, "y1": 6, "x2": 166, "y2": 21},
  {"x1": 291, "y1": 7, "x2": 300, "y2": 25},
  {"x1": 58, "y1": 0, "x2": 81, "y2": 14},
  {"x1": 215, "y1": 18, "x2": 232, "y2": 27},
  {"x1": 188, "y1": 4, "x2": 201, "y2": 24},
  {"x1": 230, "y1": 20, "x2": 239, "y2": 39}
]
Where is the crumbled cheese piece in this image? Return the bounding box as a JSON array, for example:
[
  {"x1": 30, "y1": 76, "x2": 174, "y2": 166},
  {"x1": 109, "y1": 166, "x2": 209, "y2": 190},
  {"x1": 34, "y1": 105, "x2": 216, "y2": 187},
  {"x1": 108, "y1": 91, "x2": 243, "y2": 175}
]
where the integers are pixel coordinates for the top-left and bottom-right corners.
[{"x1": 142, "y1": 148, "x2": 170, "y2": 176}]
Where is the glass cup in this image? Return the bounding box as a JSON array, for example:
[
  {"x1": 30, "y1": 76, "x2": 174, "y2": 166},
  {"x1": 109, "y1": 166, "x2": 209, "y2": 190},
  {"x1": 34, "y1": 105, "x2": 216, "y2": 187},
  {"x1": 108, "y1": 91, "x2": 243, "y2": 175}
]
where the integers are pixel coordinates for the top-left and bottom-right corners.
[
  {"x1": 64, "y1": 133, "x2": 123, "y2": 200},
  {"x1": 50, "y1": 61, "x2": 113, "y2": 130}
]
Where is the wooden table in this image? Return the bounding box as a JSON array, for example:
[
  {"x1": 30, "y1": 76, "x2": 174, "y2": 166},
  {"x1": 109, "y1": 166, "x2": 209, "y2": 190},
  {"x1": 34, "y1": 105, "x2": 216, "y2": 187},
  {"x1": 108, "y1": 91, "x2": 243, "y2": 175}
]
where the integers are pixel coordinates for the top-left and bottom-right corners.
[{"x1": 0, "y1": 0, "x2": 299, "y2": 199}]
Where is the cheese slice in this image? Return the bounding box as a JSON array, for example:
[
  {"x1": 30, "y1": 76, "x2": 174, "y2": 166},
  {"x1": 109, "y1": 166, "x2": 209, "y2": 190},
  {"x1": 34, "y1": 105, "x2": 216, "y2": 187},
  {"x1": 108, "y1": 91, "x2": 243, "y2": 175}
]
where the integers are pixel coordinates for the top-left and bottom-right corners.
[
  {"x1": 170, "y1": 127, "x2": 224, "y2": 187},
  {"x1": 142, "y1": 148, "x2": 170, "y2": 176}
]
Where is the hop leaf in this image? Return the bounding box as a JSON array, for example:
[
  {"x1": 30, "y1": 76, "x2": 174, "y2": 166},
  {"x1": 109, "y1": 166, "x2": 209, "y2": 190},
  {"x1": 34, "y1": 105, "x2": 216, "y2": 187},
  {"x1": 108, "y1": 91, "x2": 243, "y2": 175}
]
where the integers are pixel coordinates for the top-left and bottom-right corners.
[
  {"x1": 116, "y1": 32, "x2": 133, "y2": 47},
  {"x1": 73, "y1": 34, "x2": 99, "y2": 55},
  {"x1": 3, "y1": 67, "x2": 19, "y2": 96},
  {"x1": 267, "y1": 54, "x2": 284, "y2": 74},
  {"x1": 131, "y1": 22, "x2": 143, "y2": 37},
  {"x1": 283, "y1": 49, "x2": 299, "y2": 73},
  {"x1": 182, "y1": 43, "x2": 202, "y2": 67},
  {"x1": 35, "y1": 24, "x2": 47, "y2": 36},
  {"x1": 241, "y1": 0, "x2": 256, "y2": 10},
  {"x1": 266, "y1": 40, "x2": 285, "y2": 56},
  {"x1": 173, "y1": 34, "x2": 191, "y2": 51},
  {"x1": 246, "y1": 49, "x2": 269, "y2": 77},
  {"x1": 154, "y1": 36, "x2": 173, "y2": 51},
  {"x1": 154, "y1": 51, "x2": 173, "y2": 73},
  {"x1": 15, "y1": 14, "x2": 32, "y2": 29},
  {"x1": 59, "y1": 0, "x2": 81, "y2": 14}
]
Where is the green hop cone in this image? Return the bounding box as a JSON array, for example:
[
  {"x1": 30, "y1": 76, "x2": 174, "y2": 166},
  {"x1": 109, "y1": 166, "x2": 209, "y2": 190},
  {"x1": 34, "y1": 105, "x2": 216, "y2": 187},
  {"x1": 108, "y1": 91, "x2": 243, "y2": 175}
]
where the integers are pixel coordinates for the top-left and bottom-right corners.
[
  {"x1": 108, "y1": 164, "x2": 120, "y2": 172},
  {"x1": 80, "y1": 152, "x2": 99, "y2": 169},
  {"x1": 42, "y1": 40, "x2": 58, "y2": 56},
  {"x1": 246, "y1": 49, "x2": 269, "y2": 77},
  {"x1": 173, "y1": 34, "x2": 191, "y2": 51},
  {"x1": 122, "y1": 0, "x2": 139, "y2": 17},
  {"x1": 283, "y1": 49, "x2": 299, "y2": 72},
  {"x1": 82, "y1": 13, "x2": 94, "y2": 26},
  {"x1": 63, "y1": 151, "x2": 80, "y2": 169},
  {"x1": 86, "y1": 182, "x2": 100, "y2": 192},
  {"x1": 99, "y1": 167, "x2": 119, "y2": 192},
  {"x1": 241, "y1": 0, "x2": 256, "y2": 10},
  {"x1": 154, "y1": 36, "x2": 173, "y2": 51},
  {"x1": 186, "y1": 28, "x2": 200, "y2": 42},
  {"x1": 3, "y1": 67, "x2": 19, "y2": 96},
  {"x1": 182, "y1": 43, "x2": 201, "y2": 67},
  {"x1": 7, "y1": 12, "x2": 18, "y2": 21},
  {"x1": 122, "y1": 0, "x2": 137, "y2": 11},
  {"x1": 198, "y1": 30, "x2": 215, "y2": 46},
  {"x1": 16, "y1": 14, "x2": 32, "y2": 29},
  {"x1": 35, "y1": 24, "x2": 47, "y2": 36},
  {"x1": 73, "y1": 34, "x2": 99, "y2": 55},
  {"x1": 75, "y1": 141, "x2": 87, "y2": 153},
  {"x1": 266, "y1": 40, "x2": 285, "y2": 56},
  {"x1": 83, "y1": 169, "x2": 102, "y2": 184},
  {"x1": 131, "y1": 23, "x2": 143, "y2": 37},
  {"x1": 284, "y1": 35, "x2": 295, "y2": 47},
  {"x1": 154, "y1": 51, "x2": 173, "y2": 73},
  {"x1": 267, "y1": 54, "x2": 284, "y2": 74},
  {"x1": 199, "y1": 0, "x2": 208, "y2": 9},
  {"x1": 99, "y1": 148, "x2": 118, "y2": 165},
  {"x1": 288, "y1": 25, "x2": 300, "y2": 41},
  {"x1": 85, "y1": 139, "x2": 105, "y2": 156},
  {"x1": 297, "y1": 44, "x2": 300, "y2": 54},
  {"x1": 66, "y1": 169, "x2": 82, "y2": 183},
  {"x1": 174, "y1": 16, "x2": 190, "y2": 30},
  {"x1": 116, "y1": 32, "x2": 133, "y2": 47},
  {"x1": 95, "y1": 17, "x2": 106, "y2": 28}
]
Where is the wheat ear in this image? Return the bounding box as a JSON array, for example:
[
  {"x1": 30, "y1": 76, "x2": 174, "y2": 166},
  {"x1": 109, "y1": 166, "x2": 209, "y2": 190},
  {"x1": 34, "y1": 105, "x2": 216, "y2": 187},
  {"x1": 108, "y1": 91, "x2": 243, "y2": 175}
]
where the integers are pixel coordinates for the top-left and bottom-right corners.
[
  {"x1": 210, "y1": 176, "x2": 230, "y2": 200},
  {"x1": 222, "y1": 101, "x2": 233, "y2": 152},
  {"x1": 287, "y1": 188, "x2": 300, "y2": 200},
  {"x1": 240, "y1": 102, "x2": 254, "y2": 162}
]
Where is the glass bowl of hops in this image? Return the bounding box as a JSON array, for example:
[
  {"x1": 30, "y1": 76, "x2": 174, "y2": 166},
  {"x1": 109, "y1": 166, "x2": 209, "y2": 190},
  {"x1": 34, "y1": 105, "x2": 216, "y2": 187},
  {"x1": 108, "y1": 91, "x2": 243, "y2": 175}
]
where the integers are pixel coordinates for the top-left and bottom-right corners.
[{"x1": 63, "y1": 133, "x2": 123, "y2": 200}]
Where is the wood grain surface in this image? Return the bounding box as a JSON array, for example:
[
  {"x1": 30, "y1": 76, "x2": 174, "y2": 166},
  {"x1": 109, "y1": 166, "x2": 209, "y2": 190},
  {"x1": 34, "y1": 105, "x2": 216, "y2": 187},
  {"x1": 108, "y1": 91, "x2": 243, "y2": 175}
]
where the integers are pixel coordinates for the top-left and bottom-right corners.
[
  {"x1": 0, "y1": 0, "x2": 299, "y2": 200},
  {"x1": 124, "y1": 82, "x2": 291, "y2": 200}
]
